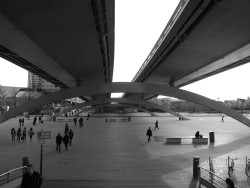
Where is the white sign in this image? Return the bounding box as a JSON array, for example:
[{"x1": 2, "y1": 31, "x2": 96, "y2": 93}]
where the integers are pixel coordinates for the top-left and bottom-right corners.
[{"x1": 37, "y1": 131, "x2": 51, "y2": 139}]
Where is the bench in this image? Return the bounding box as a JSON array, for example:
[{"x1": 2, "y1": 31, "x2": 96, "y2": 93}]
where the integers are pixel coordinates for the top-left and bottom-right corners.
[
  {"x1": 166, "y1": 138, "x2": 182, "y2": 143},
  {"x1": 166, "y1": 137, "x2": 208, "y2": 144},
  {"x1": 56, "y1": 118, "x2": 74, "y2": 122},
  {"x1": 108, "y1": 118, "x2": 129, "y2": 122},
  {"x1": 192, "y1": 137, "x2": 208, "y2": 144}
]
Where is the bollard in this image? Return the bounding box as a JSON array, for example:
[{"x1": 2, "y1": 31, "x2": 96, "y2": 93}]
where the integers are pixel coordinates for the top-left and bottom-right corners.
[
  {"x1": 22, "y1": 156, "x2": 29, "y2": 174},
  {"x1": 209, "y1": 131, "x2": 215, "y2": 143},
  {"x1": 193, "y1": 156, "x2": 200, "y2": 179}
]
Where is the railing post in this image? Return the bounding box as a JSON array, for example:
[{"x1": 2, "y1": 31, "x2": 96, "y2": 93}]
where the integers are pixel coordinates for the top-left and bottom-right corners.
[
  {"x1": 193, "y1": 156, "x2": 200, "y2": 179},
  {"x1": 6, "y1": 172, "x2": 10, "y2": 183}
]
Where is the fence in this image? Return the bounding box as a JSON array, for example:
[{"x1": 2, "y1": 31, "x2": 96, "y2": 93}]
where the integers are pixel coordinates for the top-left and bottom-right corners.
[{"x1": 199, "y1": 167, "x2": 240, "y2": 188}]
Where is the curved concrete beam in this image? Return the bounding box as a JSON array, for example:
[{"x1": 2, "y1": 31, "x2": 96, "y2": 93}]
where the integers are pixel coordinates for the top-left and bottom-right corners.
[
  {"x1": 0, "y1": 82, "x2": 249, "y2": 127},
  {"x1": 56, "y1": 98, "x2": 187, "y2": 119}
]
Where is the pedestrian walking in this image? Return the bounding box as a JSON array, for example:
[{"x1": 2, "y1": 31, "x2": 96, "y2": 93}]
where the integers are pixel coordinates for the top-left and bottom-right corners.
[
  {"x1": 154, "y1": 120, "x2": 159, "y2": 129},
  {"x1": 21, "y1": 164, "x2": 43, "y2": 188},
  {"x1": 39, "y1": 116, "x2": 42, "y2": 123},
  {"x1": 79, "y1": 117, "x2": 83, "y2": 127},
  {"x1": 22, "y1": 118, "x2": 25, "y2": 126},
  {"x1": 28, "y1": 128, "x2": 34, "y2": 142},
  {"x1": 65, "y1": 123, "x2": 69, "y2": 134},
  {"x1": 68, "y1": 129, "x2": 74, "y2": 146},
  {"x1": 33, "y1": 116, "x2": 37, "y2": 125},
  {"x1": 146, "y1": 127, "x2": 152, "y2": 142},
  {"x1": 87, "y1": 114, "x2": 90, "y2": 120},
  {"x1": 11, "y1": 128, "x2": 16, "y2": 142},
  {"x1": 221, "y1": 115, "x2": 224, "y2": 122},
  {"x1": 56, "y1": 133, "x2": 63, "y2": 152},
  {"x1": 74, "y1": 117, "x2": 77, "y2": 126},
  {"x1": 22, "y1": 127, "x2": 27, "y2": 142},
  {"x1": 17, "y1": 127, "x2": 21, "y2": 142},
  {"x1": 19, "y1": 118, "x2": 22, "y2": 126},
  {"x1": 63, "y1": 133, "x2": 69, "y2": 151}
]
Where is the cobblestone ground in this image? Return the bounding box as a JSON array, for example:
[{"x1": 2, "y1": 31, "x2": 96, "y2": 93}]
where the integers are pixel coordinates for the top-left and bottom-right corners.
[{"x1": 1, "y1": 115, "x2": 250, "y2": 187}]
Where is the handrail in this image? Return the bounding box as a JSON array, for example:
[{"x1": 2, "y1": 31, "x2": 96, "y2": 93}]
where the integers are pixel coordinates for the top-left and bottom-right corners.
[
  {"x1": 199, "y1": 166, "x2": 240, "y2": 188},
  {"x1": 0, "y1": 166, "x2": 26, "y2": 177},
  {"x1": 199, "y1": 166, "x2": 225, "y2": 181},
  {"x1": 0, "y1": 166, "x2": 26, "y2": 186}
]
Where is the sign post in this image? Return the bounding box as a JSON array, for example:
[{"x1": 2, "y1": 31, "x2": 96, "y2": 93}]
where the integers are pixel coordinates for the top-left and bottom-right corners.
[{"x1": 37, "y1": 131, "x2": 51, "y2": 176}]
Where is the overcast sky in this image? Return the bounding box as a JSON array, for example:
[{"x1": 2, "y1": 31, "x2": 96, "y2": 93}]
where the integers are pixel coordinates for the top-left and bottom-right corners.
[{"x1": 0, "y1": 0, "x2": 250, "y2": 101}]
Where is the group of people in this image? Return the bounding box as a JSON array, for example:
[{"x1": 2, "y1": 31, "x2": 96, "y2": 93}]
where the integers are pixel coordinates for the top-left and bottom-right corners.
[
  {"x1": 19, "y1": 118, "x2": 25, "y2": 126},
  {"x1": 11, "y1": 127, "x2": 34, "y2": 142},
  {"x1": 56, "y1": 123, "x2": 74, "y2": 152},
  {"x1": 33, "y1": 115, "x2": 43, "y2": 125},
  {"x1": 195, "y1": 131, "x2": 203, "y2": 138},
  {"x1": 74, "y1": 117, "x2": 84, "y2": 127}
]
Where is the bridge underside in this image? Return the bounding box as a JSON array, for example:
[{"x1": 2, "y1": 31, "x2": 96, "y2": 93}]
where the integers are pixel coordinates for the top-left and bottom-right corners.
[{"x1": 0, "y1": 83, "x2": 249, "y2": 127}]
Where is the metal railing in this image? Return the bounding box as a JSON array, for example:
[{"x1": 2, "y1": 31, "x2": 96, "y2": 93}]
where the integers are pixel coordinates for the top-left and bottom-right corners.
[
  {"x1": 0, "y1": 166, "x2": 26, "y2": 186},
  {"x1": 199, "y1": 167, "x2": 240, "y2": 188}
]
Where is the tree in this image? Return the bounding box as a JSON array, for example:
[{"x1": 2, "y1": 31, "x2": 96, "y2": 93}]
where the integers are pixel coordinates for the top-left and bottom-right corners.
[{"x1": 0, "y1": 85, "x2": 6, "y2": 106}]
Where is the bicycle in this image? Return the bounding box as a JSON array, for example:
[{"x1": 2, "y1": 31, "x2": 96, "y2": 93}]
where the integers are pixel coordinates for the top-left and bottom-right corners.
[
  {"x1": 208, "y1": 156, "x2": 215, "y2": 182},
  {"x1": 226, "y1": 156, "x2": 238, "y2": 177},
  {"x1": 245, "y1": 156, "x2": 250, "y2": 177}
]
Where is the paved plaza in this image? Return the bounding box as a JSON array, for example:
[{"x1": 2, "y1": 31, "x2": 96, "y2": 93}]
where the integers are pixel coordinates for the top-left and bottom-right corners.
[{"x1": 1, "y1": 115, "x2": 250, "y2": 187}]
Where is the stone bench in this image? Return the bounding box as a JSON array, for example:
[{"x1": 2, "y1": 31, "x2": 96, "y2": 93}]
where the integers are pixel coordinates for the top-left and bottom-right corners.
[
  {"x1": 192, "y1": 137, "x2": 208, "y2": 144},
  {"x1": 108, "y1": 118, "x2": 129, "y2": 122},
  {"x1": 166, "y1": 137, "x2": 208, "y2": 144},
  {"x1": 166, "y1": 138, "x2": 182, "y2": 143}
]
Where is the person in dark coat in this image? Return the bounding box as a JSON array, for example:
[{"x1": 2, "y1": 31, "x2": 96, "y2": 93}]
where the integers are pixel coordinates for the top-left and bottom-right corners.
[
  {"x1": 28, "y1": 128, "x2": 34, "y2": 142},
  {"x1": 21, "y1": 164, "x2": 43, "y2": 188},
  {"x1": 56, "y1": 133, "x2": 63, "y2": 152},
  {"x1": 63, "y1": 133, "x2": 69, "y2": 151},
  {"x1": 146, "y1": 127, "x2": 152, "y2": 142},
  {"x1": 39, "y1": 116, "x2": 42, "y2": 123},
  {"x1": 68, "y1": 129, "x2": 74, "y2": 146},
  {"x1": 17, "y1": 127, "x2": 21, "y2": 142},
  {"x1": 11, "y1": 128, "x2": 16, "y2": 142},
  {"x1": 33, "y1": 117, "x2": 37, "y2": 125},
  {"x1": 65, "y1": 123, "x2": 69, "y2": 134},
  {"x1": 79, "y1": 117, "x2": 83, "y2": 127},
  {"x1": 73, "y1": 117, "x2": 77, "y2": 126},
  {"x1": 226, "y1": 178, "x2": 235, "y2": 188},
  {"x1": 195, "y1": 131, "x2": 203, "y2": 138},
  {"x1": 19, "y1": 118, "x2": 22, "y2": 126}
]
